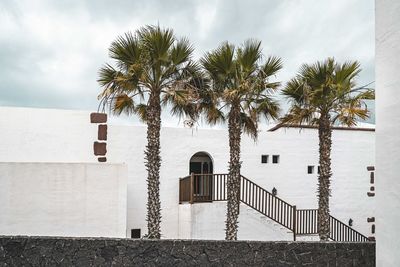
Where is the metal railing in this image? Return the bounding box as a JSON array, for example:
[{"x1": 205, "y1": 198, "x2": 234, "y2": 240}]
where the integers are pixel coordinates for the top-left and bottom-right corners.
[
  {"x1": 178, "y1": 173, "x2": 371, "y2": 242},
  {"x1": 329, "y1": 214, "x2": 370, "y2": 242},
  {"x1": 240, "y1": 175, "x2": 295, "y2": 231},
  {"x1": 296, "y1": 209, "x2": 318, "y2": 235},
  {"x1": 179, "y1": 173, "x2": 216, "y2": 203}
]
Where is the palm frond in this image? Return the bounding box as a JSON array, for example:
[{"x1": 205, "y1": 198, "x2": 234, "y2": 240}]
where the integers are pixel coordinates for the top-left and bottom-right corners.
[
  {"x1": 109, "y1": 32, "x2": 142, "y2": 70},
  {"x1": 205, "y1": 106, "x2": 225, "y2": 125},
  {"x1": 236, "y1": 39, "x2": 262, "y2": 75},
  {"x1": 134, "y1": 103, "x2": 148, "y2": 122},
  {"x1": 240, "y1": 112, "x2": 258, "y2": 140},
  {"x1": 255, "y1": 97, "x2": 281, "y2": 121},
  {"x1": 138, "y1": 25, "x2": 175, "y2": 65},
  {"x1": 98, "y1": 64, "x2": 118, "y2": 88},
  {"x1": 170, "y1": 37, "x2": 194, "y2": 65},
  {"x1": 200, "y1": 42, "x2": 235, "y2": 90},
  {"x1": 282, "y1": 77, "x2": 306, "y2": 104},
  {"x1": 113, "y1": 94, "x2": 135, "y2": 115},
  {"x1": 262, "y1": 56, "x2": 283, "y2": 77},
  {"x1": 281, "y1": 105, "x2": 318, "y2": 125}
]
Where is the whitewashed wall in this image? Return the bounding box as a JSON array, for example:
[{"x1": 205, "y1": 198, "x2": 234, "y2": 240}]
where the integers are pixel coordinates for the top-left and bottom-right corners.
[
  {"x1": 376, "y1": 0, "x2": 400, "y2": 266},
  {"x1": 179, "y1": 202, "x2": 294, "y2": 241},
  {"x1": 0, "y1": 107, "x2": 98, "y2": 163},
  {"x1": 0, "y1": 162, "x2": 127, "y2": 238},
  {"x1": 107, "y1": 124, "x2": 374, "y2": 239},
  {"x1": 0, "y1": 106, "x2": 374, "y2": 240}
]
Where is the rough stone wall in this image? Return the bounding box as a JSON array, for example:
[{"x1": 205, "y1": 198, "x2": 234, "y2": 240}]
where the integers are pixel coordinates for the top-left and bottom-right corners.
[{"x1": 0, "y1": 236, "x2": 375, "y2": 266}]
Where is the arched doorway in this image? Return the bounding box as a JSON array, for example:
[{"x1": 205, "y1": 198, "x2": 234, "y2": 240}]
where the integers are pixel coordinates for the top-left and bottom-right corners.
[
  {"x1": 189, "y1": 152, "x2": 213, "y2": 175},
  {"x1": 189, "y1": 152, "x2": 213, "y2": 201}
]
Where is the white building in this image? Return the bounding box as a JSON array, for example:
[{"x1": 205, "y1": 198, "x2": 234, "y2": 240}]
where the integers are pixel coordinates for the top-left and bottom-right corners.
[
  {"x1": 376, "y1": 0, "x2": 400, "y2": 265},
  {"x1": 0, "y1": 106, "x2": 375, "y2": 241}
]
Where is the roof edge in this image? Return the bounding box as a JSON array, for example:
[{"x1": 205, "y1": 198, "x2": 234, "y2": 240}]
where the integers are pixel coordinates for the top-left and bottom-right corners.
[{"x1": 267, "y1": 123, "x2": 375, "y2": 132}]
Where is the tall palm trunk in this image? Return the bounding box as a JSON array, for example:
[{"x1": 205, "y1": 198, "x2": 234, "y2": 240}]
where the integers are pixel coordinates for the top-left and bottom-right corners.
[
  {"x1": 225, "y1": 104, "x2": 242, "y2": 240},
  {"x1": 145, "y1": 92, "x2": 162, "y2": 239},
  {"x1": 317, "y1": 114, "x2": 332, "y2": 241}
]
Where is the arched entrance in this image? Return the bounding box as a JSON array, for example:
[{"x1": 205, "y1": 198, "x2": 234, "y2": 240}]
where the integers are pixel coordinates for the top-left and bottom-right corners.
[
  {"x1": 189, "y1": 152, "x2": 213, "y2": 175},
  {"x1": 189, "y1": 152, "x2": 213, "y2": 201}
]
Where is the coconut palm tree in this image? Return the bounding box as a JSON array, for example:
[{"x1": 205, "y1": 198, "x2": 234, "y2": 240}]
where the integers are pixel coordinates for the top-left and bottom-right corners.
[
  {"x1": 281, "y1": 58, "x2": 374, "y2": 241},
  {"x1": 200, "y1": 40, "x2": 282, "y2": 240},
  {"x1": 97, "y1": 25, "x2": 203, "y2": 239}
]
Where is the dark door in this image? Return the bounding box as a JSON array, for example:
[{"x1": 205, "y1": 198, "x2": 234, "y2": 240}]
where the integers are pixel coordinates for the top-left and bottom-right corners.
[{"x1": 189, "y1": 162, "x2": 202, "y2": 175}]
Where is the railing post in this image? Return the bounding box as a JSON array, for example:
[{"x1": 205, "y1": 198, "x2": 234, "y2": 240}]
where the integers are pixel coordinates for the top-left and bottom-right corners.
[
  {"x1": 190, "y1": 172, "x2": 194, "y2": 204},
  {"x1": 293, "y1": 205, "x2": 297, "y2": 241}
]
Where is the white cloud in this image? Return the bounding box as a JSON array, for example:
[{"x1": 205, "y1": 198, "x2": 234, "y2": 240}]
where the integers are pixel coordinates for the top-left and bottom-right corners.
[{"x1": 0, "y1": 0, "x2": 375, "y2": 124}]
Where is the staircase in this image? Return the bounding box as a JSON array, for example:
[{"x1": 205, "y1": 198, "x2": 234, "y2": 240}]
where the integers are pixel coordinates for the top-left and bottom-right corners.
[{"x1": 179, "y1": 173, "x2": 370, "y2": 242}]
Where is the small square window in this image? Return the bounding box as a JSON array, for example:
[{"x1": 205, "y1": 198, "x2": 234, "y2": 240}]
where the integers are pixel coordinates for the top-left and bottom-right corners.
[
  {"x1": 131, "y1": 229, "x2": 141, "y2": 238},
  {"x1": 272, "y1": 155, "x2": 279, "y2": 164},
  {"x1": 261, "y1": 155, "x2": 268, "y2": 164},
  {"x1": 307, "y1": 165, "x2": 314, "y2": 174}
]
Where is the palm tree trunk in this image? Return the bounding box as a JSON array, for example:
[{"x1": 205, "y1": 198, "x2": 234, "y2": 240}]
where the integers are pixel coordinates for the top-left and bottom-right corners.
[
  {"x1": 317, "y1": 114, "x2": 332, "y2": 241},
  {"x1": 145, "y1": 92, "x2": 162, "y2": 239},
  {"x1": 225, "y1": 104, "x2": 242, "y2": 240}
]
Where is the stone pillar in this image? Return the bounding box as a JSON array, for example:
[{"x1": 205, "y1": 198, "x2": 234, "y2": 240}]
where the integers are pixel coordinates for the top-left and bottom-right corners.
[{"x1": 376, "y1": 0, "x2": 400, "y2": 266}]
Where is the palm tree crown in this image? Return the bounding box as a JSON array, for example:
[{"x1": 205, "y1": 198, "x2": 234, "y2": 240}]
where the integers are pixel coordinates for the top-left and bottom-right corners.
[
  {"x1": 97, "y1": 25, "x2": 202, "y2": 239},
  {"x1": 200, "y1": 40, "x2": 282, "y2": 138},
  {"x1": 282, "y1": 58, "x2": 374, "y2": 126},
  {"x1": 98, "y1": 25, "x2": 202, "y2": 120},
  {"x1": 200, "y1": 40, "x2": 282, "y2": 240}
]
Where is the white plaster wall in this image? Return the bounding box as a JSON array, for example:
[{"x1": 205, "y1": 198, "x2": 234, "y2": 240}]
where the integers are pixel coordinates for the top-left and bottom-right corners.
[
  {"x1": 177, "y1": 204, "x2": 192, "y2": 239},
  {"x1": 0, "y1": 107, "x2": 98, "y2": 163},
  {"x1": 240, "y1": 128, "x2": 375, "y2": 237},
  {"x1": 0, "y1": 106, "x2": 375, "y2": 241},
  {"x1": 0, "y1": 162, "x2": 127, "y2": 238},
  {"x1": 106, "y1": 125, "x2": 374, "y2": 240},
  {"x1": 376, "y1": 0, "x2": 400, "y2": 266},
  {"x1": 179, "y1": 202, "x2": 293, "y2": 241},
  {"x1": 106, "y1": 126, "x2": 233, "y2": 238}
]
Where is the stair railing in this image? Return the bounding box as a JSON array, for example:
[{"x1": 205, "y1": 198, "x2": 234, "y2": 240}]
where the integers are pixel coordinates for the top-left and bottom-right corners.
[
  {"x1": 179, "y1": 173, "x2": 371, "y2": 242},
  {"x1": 329, "y1": 214, "x2": 370, "y2": 242},
  {"x1": 239, "y1": 175, "x2": 295, "y2": 231}
]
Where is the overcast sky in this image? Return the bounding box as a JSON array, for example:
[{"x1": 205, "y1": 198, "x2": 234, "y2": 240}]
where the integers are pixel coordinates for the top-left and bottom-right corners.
[{"x1": 0, "y1": 0, "x2": 375, "y2": 125}]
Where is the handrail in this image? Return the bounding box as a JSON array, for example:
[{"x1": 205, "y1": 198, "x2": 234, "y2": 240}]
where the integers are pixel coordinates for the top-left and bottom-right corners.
[
  {"x1": 329, "y1": 214, "x2": 370, "y2": 242},
  {"x1": 240, "y1": 176, "x2": 295, "y2": 230},
  {"x1": 178, "y1": 173, "x2": 371, "y2": 242},
  {"x1": 240, "y1": 175, "x2": 294, "y2": 207}
]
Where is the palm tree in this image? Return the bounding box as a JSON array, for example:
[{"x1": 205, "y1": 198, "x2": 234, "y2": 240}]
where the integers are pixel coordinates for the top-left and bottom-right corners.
[
  {"x1": 281, "y1": 58, "x2": 374, "y2": 241},
  {"x1": 97, "y1": 25, "x2": 203, "y2": 239},
  {"x1": 200, "y1": 40, "x2": 282, "y2": 240}
]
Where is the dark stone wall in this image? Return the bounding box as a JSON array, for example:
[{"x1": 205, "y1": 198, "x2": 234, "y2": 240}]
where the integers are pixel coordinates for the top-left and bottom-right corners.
[{"x1": 0, "y1": 236, "x2": 375, "y2": 266}]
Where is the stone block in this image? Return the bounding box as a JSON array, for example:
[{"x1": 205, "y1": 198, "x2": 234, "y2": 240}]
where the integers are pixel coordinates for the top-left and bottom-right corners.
[
  {"x1": 367, "y1": 166, "x2": 375, "y2": 171},
  {"x1": 94, "y1": 142, "x2": 106, "y2": 156},
  {"x1": 98, "y1": 125, "x2": 107, "y2": 141},
  {"x1": 98, "y1": 157, "x2": 107, "y2": 162},
  {"x1": 90, "y1": 113, "x2": 107, "y2": 123}
]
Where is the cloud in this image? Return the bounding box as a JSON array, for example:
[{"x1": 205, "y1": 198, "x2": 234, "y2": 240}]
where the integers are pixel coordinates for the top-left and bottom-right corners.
[{"x1": 0, "y1": 0, "x2": 375, "y2": 125}]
